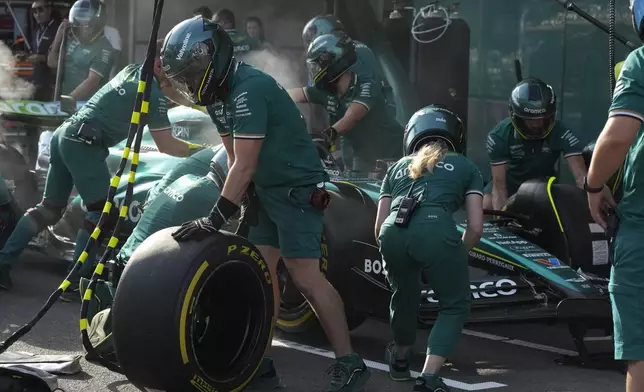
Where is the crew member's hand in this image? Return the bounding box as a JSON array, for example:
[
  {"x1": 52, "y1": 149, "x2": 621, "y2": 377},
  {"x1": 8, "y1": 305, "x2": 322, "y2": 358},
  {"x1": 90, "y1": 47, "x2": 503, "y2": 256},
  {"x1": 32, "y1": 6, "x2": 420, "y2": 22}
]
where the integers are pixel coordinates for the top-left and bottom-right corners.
[
  {"x1": 322, "y1": 126, "x2": 338, "y2": 144},
  {"x1": 172, "y1": 216, "x2": 224, "y2": 242},
  {"x1": 57, "y1": 19, "x2": 69, "y2": 35},
  {"x1": 227, "y1": 155, "x2": 235, "y2": 170},
  {"x1": 587, "y1": 185, "x2": 616, "y2": 229}
]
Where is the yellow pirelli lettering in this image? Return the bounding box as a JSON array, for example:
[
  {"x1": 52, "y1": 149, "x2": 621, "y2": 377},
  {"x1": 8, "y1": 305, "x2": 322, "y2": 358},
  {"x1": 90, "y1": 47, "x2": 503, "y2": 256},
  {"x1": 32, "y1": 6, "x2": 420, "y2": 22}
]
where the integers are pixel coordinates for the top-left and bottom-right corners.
[
  {"x1": 120, "y1": 206, "x2": 129, "y2": 217},
  {"x1": 59, "y1": 280, "x2": 71, "y2": 290},
  {"x1": 83, "y1": 288, "x2": 93, "y2": 301},
  {"x1": 110, "y1": 176, "x2": 120, "y2": 188},
  {"x1": 102, "y1": 201, "x2": 112, "y2": 213},
  {"x1": 80, "y1": 318, "x2": 88, "y2": 331},
  {"x1": 141, "y1": 101, "x2": 149, "y2": 114},
  {"x1": 131, "y1": 111, "x2": 141, "y2": 124},
  {"x1": 108, "y1": 237, "x2": 119, "y2": 248},
  {"x1": 79, "y1": 251, "x2": 88, "y2": 263},
  {"x1": 137, "y1": 81, "x2": 146, "y2": 92},
  {"x1": 95, "y1": 263, "x2": 104, "y2": 276},
  {"x1": 132, "y1": 152, "x2": 139, "y2": 165},
  {"x1": 128, "y1": 171, "x2": 136, "y2": 183},
  {"x1": 90, "y1": 228, "x2": 101, "y2": 240}
]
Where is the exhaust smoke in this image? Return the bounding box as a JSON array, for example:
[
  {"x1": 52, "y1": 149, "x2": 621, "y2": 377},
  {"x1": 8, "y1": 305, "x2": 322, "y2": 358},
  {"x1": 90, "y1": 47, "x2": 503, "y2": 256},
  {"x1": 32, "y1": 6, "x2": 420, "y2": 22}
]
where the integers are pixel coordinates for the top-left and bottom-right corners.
[{"x1": 0, "y1": 41, "x2": 34, "y2": 100}]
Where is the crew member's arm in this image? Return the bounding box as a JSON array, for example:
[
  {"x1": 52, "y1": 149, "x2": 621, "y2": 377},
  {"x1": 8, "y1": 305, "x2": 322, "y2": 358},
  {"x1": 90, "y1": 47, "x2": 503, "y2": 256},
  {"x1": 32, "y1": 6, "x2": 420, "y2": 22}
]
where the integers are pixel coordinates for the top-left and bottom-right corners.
[
  {"x1": 205, "y1": 104, "x2": 235, "y2": 167},
  {"x1": 375, "y1": 164, "x2": 395, "y2": 243},
  {"x1": 149, "y1": 96, "x2": 202, "y2": 157},
  {"x1": 331, "y1": 78, "x2": 375, "y2": 135},
  {"x1": 463, "y1": 164, "x2": 485, "y2": 249},
  {"x1": 69, "y1": 45, "x2": 115, "y2": 100},
  {"x1": 47, "y1": 19, "x2": 68, "y2": 68},
  {"x1": 220, "y1": 84, "x2": 268, "y2": 205},
  {"x1": 557, "y1": 126, "x2": 587, "y2": 187},
  {"x1": 486, "y1": 132, "x2": 510, "y2": 210}
]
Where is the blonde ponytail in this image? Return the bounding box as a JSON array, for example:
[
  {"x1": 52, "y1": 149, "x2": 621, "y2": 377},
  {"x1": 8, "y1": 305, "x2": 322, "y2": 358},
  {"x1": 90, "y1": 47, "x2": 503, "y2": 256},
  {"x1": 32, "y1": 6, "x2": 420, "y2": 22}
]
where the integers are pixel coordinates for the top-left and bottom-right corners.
[{"x1": 407, "y1": 141, "x2": 448, "y2": 180}]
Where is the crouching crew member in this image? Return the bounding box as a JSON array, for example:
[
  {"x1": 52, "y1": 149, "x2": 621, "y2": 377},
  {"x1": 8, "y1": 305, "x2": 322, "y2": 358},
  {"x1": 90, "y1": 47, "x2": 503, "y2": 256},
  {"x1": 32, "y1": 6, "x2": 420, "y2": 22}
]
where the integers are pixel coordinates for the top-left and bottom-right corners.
[
  {"x1": 376, "y1": 105, "x2": 484, "y2": 392},
  {"x1": 0, "y1": 40, "x2": 208, "y2": 294}
]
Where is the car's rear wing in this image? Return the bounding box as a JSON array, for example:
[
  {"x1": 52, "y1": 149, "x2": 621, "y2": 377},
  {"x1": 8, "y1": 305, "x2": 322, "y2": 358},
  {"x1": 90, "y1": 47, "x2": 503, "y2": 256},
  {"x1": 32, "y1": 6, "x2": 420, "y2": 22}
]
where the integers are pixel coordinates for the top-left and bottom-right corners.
[{"x1": 0, "y1": 99, "x2": 86, "y2": 127}]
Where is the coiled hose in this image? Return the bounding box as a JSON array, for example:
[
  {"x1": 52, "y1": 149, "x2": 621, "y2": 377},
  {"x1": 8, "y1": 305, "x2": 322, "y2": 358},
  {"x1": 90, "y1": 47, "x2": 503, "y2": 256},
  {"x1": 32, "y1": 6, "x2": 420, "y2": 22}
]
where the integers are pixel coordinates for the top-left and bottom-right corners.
[{"x1": 0, "y1": 0, "x2": 165, "y2": 370}]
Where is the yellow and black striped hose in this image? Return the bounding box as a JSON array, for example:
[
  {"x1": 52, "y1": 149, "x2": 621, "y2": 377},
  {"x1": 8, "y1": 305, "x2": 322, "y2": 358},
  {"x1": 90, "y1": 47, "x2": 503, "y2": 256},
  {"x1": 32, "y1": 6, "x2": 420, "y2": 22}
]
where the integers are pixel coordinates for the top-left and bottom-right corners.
[{"x1": 0, "y1": 0, "x2": 165, "y2": 363}]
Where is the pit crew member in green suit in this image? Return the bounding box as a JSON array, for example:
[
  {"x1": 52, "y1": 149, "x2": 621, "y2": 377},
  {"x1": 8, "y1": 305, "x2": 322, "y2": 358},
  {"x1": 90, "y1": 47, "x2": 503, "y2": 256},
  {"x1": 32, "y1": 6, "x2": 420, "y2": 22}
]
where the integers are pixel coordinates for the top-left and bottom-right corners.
[
  {"x1": 585, "y1": 0, "x2": 644, "y2": 388},
  {"x1": 288, "y1": 34, "x2": 403, "y2": 173},
  {"x1": 299, "y1": 15, "x2": 397, "y2": 171},
  {"x1": 0, "y1": 40, "x2": 209, "y2": 294},
  {"x1": 483, "y1": 77, "x2": 588, "y2": 210},
  {"x1": 212, "y1": 8, "x2": 259, "y2": 56},
  {"x1": 161, "y1": 16, "x2": 371, "y2": 391},
  {"x1": 47, "y1": 0, "x2": 115, "y2": 101},
  {"x1": 376, "y1": 105, "x2": 484, "y2": 392}
]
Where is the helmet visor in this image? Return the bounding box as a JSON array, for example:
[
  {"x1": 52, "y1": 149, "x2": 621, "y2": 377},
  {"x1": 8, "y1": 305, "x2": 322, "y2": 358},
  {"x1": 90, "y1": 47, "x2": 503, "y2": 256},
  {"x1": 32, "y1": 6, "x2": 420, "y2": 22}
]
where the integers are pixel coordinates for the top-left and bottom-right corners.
[
  {"x1": 633, "y1": 0, "x2": 644, "y2": 32},
  {"x1": 165, "y1": 41, "x2": 213, "y2": 105},
  {"x1": 513, "y1": 115, "x2": 555, "y2": 139},
  {"x1": 306, "y1": 59, "x2": 324, "y2": 84},
  {"x1": 302, "y1": 27, "x2": 317, "y2": 47}
]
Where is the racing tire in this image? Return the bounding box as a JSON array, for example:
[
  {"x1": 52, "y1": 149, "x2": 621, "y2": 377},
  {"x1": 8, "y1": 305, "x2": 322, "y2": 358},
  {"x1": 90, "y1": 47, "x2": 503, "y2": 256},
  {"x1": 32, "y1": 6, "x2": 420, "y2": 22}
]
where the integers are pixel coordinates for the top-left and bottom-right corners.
[
  {"x1": 0, "y1": 143, "x2": 38, "y2": 212},
  {"x1": 276, "y1": 183, "x2": 370, "y2": 334},
  {"x1": 111, "y1": 227, "x2": 274, "y2": 392}
]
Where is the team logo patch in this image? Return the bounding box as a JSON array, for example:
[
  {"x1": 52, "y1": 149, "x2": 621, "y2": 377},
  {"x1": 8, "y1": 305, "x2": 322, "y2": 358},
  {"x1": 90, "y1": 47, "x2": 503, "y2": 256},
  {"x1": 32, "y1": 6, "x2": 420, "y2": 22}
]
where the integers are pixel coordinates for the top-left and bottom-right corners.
[{"x1": 534, "y1": 257, "x2": 561, "y2": 266}]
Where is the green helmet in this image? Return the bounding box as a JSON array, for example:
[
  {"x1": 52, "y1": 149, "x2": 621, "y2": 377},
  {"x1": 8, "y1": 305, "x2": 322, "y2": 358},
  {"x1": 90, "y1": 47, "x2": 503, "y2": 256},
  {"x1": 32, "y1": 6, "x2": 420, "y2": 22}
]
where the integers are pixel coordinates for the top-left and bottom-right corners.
[
  {"x1": 161, "y1": 16, "x2": 235, "y2": 106},
  {"x1": 306, "y1": 34, "x2": 356, "y2": 91},
  {"x1": 302, "y1": 15, "x2": 346, "y2": 47},
  {"x1": 403, "y1": 104, "x2": 466, "y2": 155},
  {"x1": 69, "y1": 0, "x2": 107, "y2": 44},
  {"x1": 508, "y1": 77, "x2": 557, "y2": 140}
]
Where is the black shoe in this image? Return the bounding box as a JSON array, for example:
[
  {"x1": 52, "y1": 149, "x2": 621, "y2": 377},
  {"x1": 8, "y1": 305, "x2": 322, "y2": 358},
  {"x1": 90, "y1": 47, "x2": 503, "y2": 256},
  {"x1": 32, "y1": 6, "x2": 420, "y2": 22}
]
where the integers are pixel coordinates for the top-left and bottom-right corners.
[
  {"x1": 246, "y1": 357, "x2": 281, "y2": 390},
  {"x1": 412, "y1": 375, "x2": 450, "y2": 392},
  {"x1": 0, "y1": 266, "x2": 12, "y2": 291}
]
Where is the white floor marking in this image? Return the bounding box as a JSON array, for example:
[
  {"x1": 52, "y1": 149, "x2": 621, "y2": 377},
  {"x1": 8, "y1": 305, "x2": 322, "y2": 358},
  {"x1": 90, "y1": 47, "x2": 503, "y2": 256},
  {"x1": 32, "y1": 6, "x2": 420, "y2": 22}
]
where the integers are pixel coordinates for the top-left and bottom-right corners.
[
  {"x1": 273, "y1": 338, "x2": 507, "y2": 391},
  {"x1": 462, "y1": 329, "x2": 579, "y2": 357}
]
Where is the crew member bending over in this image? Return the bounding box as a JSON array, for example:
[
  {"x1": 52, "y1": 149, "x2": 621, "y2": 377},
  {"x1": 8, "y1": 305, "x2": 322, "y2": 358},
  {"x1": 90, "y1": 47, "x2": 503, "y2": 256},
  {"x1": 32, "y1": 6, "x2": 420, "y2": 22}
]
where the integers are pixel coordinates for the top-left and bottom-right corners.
[
  {"x1": 47, "y1": 0, "x2": 115, "y2": 100},
  {"x1": 289, "y1": 34, "x2": 402, "y2": 173},
  {"x1": 0, "y1": 40, "x2": 208, "y2": 295},
  {"x1": 376, "y1": 105, "x2": 484, "y2": 392},
  {"x1": 161, "y1": 16, "x2": 371, "y2": 391},
  {"x1": 484, "y1": 77, "x2": 587, "y2": 209}
]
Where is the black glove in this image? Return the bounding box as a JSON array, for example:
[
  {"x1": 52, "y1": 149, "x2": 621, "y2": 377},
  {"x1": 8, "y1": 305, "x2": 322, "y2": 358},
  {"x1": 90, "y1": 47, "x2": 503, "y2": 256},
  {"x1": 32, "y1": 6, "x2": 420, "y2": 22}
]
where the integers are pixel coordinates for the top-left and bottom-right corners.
[
  {"x1": 172, "y1": 196, "x2": 239, "y2": 242},
  {"x1": 322, "y1": 126, "x2": 338, "y2": 143},
  {"x1": 312, "y1": 126, "x2": 338, "y2": 152}
]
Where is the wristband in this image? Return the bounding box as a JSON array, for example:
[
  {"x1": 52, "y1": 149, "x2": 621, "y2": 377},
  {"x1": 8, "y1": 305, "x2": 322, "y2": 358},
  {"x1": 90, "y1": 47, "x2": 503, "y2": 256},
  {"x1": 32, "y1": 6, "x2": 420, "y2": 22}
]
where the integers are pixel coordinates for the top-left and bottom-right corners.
[
  {"x1": 583, "y1": 176, "x2": 604, "y2": 194},
  {"x1": 188, "y1": 142, "x2": 203, "y2": 150},
  {"x1": 209, "y1": 195, "x2": 239, "y2": 222}
]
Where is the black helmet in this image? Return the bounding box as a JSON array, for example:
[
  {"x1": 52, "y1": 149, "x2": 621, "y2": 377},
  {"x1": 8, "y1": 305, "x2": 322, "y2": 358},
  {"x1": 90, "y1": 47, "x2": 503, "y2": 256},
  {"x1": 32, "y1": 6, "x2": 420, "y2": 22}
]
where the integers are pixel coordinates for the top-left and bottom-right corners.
[
  {"x1": 632, "y1": 0, "x2": 644, "y2": 42},
  {"x1": 161, "y1": 16, "x2": 235, "y2": 106},
  {"x1": 302, "y1": 15, "x2": 345, "y2": 48},
  {"x1": 403, "y1": 104, "x2": 466, "y2": 155},
  {"x1": 69, "y1": 0, "x2": 107, "y2": 44},
  {"x1": 306, "y1": 33, "x2": 356, "y2": 91},
  {"x1": 508, "y1": 77, "x2": 557, "y2": 140}
]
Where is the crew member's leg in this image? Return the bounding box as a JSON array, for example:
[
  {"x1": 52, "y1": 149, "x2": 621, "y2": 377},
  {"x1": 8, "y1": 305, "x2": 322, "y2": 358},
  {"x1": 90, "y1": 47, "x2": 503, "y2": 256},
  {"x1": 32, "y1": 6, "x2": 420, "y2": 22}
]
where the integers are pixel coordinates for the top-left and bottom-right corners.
[
  {"x1": 264, "y1": 184, "x2": 370, "y2": 391},
  {"x1": 57, "y1": 135, "x2": 110, "y2": 300},
  {"x1": 378, "y1": 224, "x2": 419, "y2": 382},
  {"x1": 409, "y1": 223, "x2": 471, "y2": 392},
  {"x1": 609, "y1": 224, "x2": 644, "y2": 392},
  {"x1": 0, "y1": 130, "x2": 72, "y2": 290}
]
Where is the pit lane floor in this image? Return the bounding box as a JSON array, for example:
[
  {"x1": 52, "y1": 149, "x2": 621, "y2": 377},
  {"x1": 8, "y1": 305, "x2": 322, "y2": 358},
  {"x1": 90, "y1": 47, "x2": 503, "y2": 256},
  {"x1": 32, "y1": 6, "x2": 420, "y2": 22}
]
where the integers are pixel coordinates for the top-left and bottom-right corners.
[{"x1": 0, "y1": 252, "x2": 625, "y2": 392}]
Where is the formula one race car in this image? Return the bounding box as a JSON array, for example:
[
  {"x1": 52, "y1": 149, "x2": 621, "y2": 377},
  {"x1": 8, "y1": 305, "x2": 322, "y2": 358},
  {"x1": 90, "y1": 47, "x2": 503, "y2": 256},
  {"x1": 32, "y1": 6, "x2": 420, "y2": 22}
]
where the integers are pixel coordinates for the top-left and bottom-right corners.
[
  {"x1": 276, "y1": 147, "x2": 614, "y2": 366},
  {"x1": 0, "y1": 100, "x2": 220, "y2": 259}
]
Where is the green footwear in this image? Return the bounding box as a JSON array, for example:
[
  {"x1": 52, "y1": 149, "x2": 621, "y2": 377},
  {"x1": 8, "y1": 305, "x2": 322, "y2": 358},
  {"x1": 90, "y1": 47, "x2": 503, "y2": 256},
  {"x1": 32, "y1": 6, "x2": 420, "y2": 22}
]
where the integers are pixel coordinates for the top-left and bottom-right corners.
[
  {"x1": 0, "y1": 265, "x2": 13, "y2": 291},
  {"x1": 385, "y1": 342, "x2": 412, "y2": 381},
  {"x1": 324, "y1": 353, "x2": 371, "y2": 392},
  {"x1": 246, "y1": 357, "x2": 281, "y2": 390},
  {"x1": 412, "y1": 374, "x2": 450, "y2": 392}
]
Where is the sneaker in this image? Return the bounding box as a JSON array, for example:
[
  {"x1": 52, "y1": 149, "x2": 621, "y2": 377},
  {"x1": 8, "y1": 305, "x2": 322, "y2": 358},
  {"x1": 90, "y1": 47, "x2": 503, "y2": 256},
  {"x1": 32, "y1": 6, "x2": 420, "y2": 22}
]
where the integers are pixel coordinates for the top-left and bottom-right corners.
[
  {"x1": 385, "y1": 342, "x2": 412, "y2": 381},
  {"x1": 0, "y1": 265, "x2": 12, "y2": 291},
  {"x1": 325, "y1": 353, "x2": 371, "y2": 392},
  {"x1": 59, "y1": 286, "x2": 80, "y2": 303},
  {"x1": 412, "y1": 374, "x2": 450, "y2": 392},
  {"x1": 246, "y1": 357, "x2": 281, "y2": 390}
]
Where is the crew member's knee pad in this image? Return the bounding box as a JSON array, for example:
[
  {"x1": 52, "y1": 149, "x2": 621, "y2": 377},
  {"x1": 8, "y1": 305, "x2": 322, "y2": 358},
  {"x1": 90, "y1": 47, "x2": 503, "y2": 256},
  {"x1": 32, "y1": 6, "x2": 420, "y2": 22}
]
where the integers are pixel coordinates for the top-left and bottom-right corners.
[{"x1": 26, "y1": 202, "x2": 64, "y2": 231}]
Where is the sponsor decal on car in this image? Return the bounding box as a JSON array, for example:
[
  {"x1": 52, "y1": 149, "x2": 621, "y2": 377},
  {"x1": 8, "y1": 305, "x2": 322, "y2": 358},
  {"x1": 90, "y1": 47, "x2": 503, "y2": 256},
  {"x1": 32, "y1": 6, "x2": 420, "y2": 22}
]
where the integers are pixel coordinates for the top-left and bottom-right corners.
[
  {"x1": 468, "y1": 250, "x2": 515, "y2": 271},
  {"x1": 422, "y1": 279, "x2": 518, "y2": 303},
  {"x1": 533, "y1": 257, "x2": 568, "y2": 269},
  {"x1": 522, "y1": 252, "x2": 552, "y2": 258},
  {"x1": 496, "y1": 240, "x2": 528, "y2": 245},
  {"x1": 566, "y1": 277, "x2": 587, "y2": 283},
  {"x1": 364, "y1": 258, "x2": 387, "y2": 276},
  {"x1": 509, "y1": 245, "x2": 540, "y2": 252},
  {"x1": 0, "y1": 100, "x2": 86, "y2": 116},
  {"x1": 80, "y1": 198, "x2": 142, "y2": 224}
]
